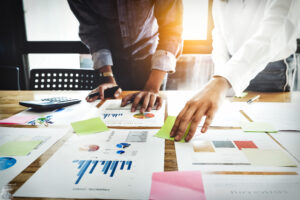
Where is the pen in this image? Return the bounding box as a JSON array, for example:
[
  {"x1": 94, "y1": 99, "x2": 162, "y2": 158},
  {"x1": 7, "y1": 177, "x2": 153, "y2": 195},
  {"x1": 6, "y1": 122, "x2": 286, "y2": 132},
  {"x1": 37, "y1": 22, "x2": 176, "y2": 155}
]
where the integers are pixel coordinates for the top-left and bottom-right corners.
[{"x1": 247, "y1": 95, "x2": 260, "y2": 104}]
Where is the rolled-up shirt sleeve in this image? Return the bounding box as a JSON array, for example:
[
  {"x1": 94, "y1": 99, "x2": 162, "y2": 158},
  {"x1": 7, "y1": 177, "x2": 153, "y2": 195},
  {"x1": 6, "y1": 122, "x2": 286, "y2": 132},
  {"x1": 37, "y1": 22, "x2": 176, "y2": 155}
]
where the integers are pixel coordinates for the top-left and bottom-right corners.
[
  {"x1": 92, "y1": 49, "x2": 113, "y2": 70},
  {"x1": 151, "y1": 50, "x2": 177, "y2": 73},
  {"x1": 153, "y1": 0, "x2": 183, "y2": 73},
  {"x1": 213, "y1": 0, "x2": 300, "y2": 95}
]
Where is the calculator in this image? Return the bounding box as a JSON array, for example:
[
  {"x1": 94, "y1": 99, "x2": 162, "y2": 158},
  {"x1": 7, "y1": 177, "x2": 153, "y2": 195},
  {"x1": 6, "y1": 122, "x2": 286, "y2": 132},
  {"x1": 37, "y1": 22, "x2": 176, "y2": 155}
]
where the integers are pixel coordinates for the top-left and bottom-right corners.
[{"x1": 19, "y1": 97, "x2": 81, "y2": 111}]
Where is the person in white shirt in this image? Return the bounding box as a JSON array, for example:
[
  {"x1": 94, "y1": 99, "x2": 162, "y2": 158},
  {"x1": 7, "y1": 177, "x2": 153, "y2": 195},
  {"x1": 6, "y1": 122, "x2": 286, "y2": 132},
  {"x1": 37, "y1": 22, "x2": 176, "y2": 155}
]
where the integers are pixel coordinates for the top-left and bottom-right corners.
[{"x1": 170, "y1": 0, "x2": 300, "y2": 142}]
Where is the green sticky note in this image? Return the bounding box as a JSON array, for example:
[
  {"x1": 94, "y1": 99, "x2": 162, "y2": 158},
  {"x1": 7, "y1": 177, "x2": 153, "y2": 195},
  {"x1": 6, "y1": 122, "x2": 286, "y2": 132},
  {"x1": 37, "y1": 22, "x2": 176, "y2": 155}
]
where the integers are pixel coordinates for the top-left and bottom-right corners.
[
  {"x1": 240, "y1": 121, "x2": 277, "y2": 133},
  {"x1": 154, "y1": 116, "x2": 191, "y2": 143},
  {"x1": 242, "y1": 149, "x2": 297, "y2": 167},
  {"x1": 0, "y1": 140, "x2": 42, "y2": 156},
  {"x1": 71, "y1": 117, "x2": 109, "y2": 135},
  {"x1": 235, "y1": 92, "x2": 248, "y2": 98}
]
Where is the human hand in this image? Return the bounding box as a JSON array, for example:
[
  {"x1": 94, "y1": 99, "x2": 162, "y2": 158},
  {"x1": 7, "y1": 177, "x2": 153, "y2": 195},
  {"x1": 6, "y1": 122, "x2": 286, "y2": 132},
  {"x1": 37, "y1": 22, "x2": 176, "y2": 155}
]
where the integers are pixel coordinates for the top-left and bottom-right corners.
[
  {"x1": 86, "y1": 82, "x2": 122, "y2": 102},
  {"x1": 121, "y1": 91, "x2": 163, "y2": 113},
  {"x1": 170, "y1": 76, "x2": 231, "y2": 142}
]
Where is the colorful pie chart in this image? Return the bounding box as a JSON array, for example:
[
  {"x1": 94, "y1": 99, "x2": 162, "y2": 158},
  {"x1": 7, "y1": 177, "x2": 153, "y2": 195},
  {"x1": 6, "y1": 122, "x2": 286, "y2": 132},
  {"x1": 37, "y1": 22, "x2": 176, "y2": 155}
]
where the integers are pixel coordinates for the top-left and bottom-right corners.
[
  {"x1": 79, "y1": 145, "x2": 99, "y2": 152},
  {"x1": 133, "y1": 113, "x2": 155, "y2": 119},
  {"x1": 0, "y1": 157, "x2": 16, "y2": 170}
]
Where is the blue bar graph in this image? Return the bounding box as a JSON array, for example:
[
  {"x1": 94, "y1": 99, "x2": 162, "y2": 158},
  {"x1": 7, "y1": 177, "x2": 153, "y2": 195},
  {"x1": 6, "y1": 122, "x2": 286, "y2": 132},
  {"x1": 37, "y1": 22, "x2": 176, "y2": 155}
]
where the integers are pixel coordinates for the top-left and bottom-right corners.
[
  {"x1": 103, "y1": 113, "x2": 123, "y2": 119},
  {"x1": 73, "y1": 160, "x2": 133, "y2": 184}
]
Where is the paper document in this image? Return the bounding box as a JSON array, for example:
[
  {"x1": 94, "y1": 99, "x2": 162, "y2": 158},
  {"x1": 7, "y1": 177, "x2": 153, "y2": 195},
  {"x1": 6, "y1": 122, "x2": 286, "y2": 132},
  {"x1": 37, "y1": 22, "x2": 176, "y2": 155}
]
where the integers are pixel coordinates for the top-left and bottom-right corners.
[
  {"x1": 242, "y1": 102, "x2": 300, "y2": 131},
  {"x1": 202, "y1": 172, "x2": 300, "y2": 200},
  {"x1": 240, "y1": 121, "x2": 278, "y2": 133},
  {"x1": 175, "y1": 129, "x2": 297, "y2": 171},
  {"x1": 271, "y1": 131, "x2": 300, "y2": 162},
  {"x1": 14, "y1": 129, "x2": 164, "y2": 199},
  {"x1": 13, "y1": 100, "x2": 99, "y2": 127},
  {"x1": 89, "y1": 99, "x2": 165, "y2": 127},
  {"x1": 0, "y1": 127, "x2": 67, "y2": 188}
]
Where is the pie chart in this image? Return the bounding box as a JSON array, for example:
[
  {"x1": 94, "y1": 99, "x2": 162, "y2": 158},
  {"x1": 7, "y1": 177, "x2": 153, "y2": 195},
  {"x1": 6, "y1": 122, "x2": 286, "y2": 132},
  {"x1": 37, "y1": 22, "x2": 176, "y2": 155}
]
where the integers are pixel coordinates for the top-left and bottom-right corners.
[
  {"x1": 133, "y1": 113, "x2": 155, "y2": 119},
  {"x1": 0, "y1": 157, "x2": 16, "y2": 170}
]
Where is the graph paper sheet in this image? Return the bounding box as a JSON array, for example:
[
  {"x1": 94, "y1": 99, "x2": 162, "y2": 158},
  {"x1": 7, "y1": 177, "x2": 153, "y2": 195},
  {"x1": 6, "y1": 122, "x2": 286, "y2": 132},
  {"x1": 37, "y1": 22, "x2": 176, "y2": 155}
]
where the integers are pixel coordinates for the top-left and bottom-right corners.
[
  {"x1": 88, "y1": 99, "x2": 166, "y2": 127},
  {"x1": 14, "y1": 129, "x2": 164, "y2": 199}
]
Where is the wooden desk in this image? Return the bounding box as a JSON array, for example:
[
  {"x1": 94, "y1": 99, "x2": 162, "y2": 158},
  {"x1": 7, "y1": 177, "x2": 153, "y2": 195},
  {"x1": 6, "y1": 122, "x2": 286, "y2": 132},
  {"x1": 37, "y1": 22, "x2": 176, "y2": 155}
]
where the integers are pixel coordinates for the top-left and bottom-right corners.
[{"x1": 1, "y1": 90, "x2": 300, "y2": 199}]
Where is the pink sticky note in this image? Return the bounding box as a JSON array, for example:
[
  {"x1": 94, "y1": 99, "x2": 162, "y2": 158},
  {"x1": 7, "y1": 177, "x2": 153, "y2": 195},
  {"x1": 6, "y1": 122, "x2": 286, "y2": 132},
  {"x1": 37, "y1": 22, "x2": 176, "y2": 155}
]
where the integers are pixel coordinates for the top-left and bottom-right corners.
[
  {"x1": 149, "y1": 171, "x2": 206, "y2": 200},
  {"x1": 0, "y1": 115, "x2": 37, "y2": 125}
]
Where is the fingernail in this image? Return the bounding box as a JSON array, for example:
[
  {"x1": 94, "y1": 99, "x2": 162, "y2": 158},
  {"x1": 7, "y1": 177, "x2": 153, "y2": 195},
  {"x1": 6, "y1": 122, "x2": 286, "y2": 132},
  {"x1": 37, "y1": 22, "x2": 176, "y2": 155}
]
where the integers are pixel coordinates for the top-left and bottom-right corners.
[
  {"x1": 170, "y1": 131, "x2": 174, "y2": 137},
  {"x1": 185, "y1": 136, "x2": 190, "y2": 142},
  {"x1": 175, "y1": 136, "x2": 180, "y2": 141}
]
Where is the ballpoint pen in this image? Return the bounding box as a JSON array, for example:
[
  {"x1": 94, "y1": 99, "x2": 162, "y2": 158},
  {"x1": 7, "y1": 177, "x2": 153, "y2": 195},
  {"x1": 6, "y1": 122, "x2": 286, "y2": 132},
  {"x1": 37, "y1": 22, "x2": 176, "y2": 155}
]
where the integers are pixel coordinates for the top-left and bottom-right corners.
[{"x1": 247, "y1": 95, "x2": 260, "y2": 104}]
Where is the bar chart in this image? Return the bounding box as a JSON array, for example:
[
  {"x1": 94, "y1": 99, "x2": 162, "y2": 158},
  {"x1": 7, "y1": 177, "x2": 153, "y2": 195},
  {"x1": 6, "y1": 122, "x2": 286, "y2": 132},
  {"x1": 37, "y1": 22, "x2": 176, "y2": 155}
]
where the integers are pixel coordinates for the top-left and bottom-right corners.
[{"x1": 73, "y1": 160, "x2": 132, "y2": 184}]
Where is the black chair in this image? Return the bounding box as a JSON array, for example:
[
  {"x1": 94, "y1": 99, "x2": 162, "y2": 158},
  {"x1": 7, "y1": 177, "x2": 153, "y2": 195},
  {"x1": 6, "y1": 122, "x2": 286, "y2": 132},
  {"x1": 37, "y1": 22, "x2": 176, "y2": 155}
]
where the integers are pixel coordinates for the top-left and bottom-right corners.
[
  {"x1": 0, "y1": 66, "x2": 20, "y2": 90},
  {"x1": 30, "y1": 69, "x2": 100, "y2": 90}
]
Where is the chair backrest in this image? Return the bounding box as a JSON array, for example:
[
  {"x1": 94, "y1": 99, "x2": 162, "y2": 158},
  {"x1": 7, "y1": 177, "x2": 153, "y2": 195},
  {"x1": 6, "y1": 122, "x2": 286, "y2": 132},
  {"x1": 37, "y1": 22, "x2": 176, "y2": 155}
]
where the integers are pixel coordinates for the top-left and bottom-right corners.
[
  {"x1": 30, "y1": 69, "x2": 100, "y2": 90},
  {"x1": 0, "y1": 66, "x2": 20, "y2": 90}
]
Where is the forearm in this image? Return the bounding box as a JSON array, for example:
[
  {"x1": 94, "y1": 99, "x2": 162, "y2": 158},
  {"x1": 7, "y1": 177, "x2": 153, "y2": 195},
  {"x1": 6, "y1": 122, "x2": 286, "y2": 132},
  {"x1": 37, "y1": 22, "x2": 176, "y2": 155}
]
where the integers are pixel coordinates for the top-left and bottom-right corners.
[{"x1": 143, "y1": 69, "x2": 166, "y2": 92}]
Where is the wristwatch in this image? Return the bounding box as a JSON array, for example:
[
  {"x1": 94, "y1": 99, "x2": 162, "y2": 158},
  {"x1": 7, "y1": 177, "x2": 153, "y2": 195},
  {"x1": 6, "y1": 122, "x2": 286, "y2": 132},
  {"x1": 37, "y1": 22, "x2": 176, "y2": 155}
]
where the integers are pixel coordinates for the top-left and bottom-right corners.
[{"x1": 99, "y1": 71, "x2": 114, "y2": 77}]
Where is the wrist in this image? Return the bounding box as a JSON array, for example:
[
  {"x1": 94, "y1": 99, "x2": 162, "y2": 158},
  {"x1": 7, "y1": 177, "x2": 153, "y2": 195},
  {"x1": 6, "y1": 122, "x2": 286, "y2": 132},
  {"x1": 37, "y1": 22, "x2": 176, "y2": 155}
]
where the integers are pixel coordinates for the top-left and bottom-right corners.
[
  {"x1": 143, "y1": 69, "x2": 166, "y2": 93},
  {"x1": 212, "y1": 76, "x2": 231, "y2": 90}
]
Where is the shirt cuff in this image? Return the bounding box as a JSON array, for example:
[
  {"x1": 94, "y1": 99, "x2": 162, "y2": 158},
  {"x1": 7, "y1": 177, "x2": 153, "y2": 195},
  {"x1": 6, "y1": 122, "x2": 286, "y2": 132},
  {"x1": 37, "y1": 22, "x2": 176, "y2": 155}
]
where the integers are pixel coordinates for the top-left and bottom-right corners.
[
  {"x1": 213, "y1": 62, "x2": 245, "y2": 96},
  {"x1": 151, "y1": 50, "x2": 177, "y2": 73},
  {"x1": 92, "y1": 49, "x2": 113, "y2": 70}
]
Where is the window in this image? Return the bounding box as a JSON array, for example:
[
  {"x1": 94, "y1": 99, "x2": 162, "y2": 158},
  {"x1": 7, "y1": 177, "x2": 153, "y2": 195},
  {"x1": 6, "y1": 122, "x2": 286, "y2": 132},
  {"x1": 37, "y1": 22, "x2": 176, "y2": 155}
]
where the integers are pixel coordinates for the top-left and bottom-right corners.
[
  {"x1": 23, "y1": 0, "x2": 212, "y2": 70},
  {"x1": 23, "y1": 0, "x2": 79, "y2": 41},
  {"x1": 183, "y1": 0, "x2": 209, "y2": 40}
]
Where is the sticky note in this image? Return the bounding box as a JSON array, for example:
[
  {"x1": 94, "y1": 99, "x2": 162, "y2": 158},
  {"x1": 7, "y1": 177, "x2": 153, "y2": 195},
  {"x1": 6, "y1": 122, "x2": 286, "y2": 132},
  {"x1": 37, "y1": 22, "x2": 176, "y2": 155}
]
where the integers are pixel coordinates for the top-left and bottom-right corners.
[
  {"x1": 240, "y1": 121, "x2": 277, "y2": 133},
  {"x1": 154, "y1": 116, "x2": 190, "y2": 143},
  {"x1": 0, "y1": 140, "x2": 42, "y2": 156},
  {"x1": 235, "y1": 92, "x2": 248, "y2": 98},
  {"x1": 242, "y1": 149, "x2": 297, "y2": 167},
  {"x1": 71, "y1": 117, "x2": 109, "y2": 135},
  {"x1": 149, "y1": 171, "x2": 206, "y2": 200},
  {"x1": 0, "y1": 115, "x2": 38, "y2": 125}
]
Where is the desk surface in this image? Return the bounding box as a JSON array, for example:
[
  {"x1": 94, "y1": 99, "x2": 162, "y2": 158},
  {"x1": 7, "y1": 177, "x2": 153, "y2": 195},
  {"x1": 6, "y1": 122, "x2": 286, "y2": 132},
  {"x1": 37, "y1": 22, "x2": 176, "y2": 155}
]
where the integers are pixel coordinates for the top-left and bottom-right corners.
[{"x1": 0, "y1": 90, "x2": 299, "y2": 199}]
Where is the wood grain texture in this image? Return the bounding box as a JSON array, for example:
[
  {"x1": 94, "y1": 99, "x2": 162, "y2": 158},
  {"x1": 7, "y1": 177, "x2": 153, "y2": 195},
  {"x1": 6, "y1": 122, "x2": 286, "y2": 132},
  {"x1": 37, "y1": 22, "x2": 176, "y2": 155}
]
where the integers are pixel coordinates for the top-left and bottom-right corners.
[{"x1": 0, "y1": 90, "x2": 299, "y2": 199}]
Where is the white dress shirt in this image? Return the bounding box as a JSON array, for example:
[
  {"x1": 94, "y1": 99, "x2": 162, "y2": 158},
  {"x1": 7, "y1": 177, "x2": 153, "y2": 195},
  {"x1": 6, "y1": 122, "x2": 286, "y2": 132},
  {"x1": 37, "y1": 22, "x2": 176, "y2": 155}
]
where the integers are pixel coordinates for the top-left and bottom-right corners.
[{"x1": 212, "y1": 0, "x2": 300, "y2": 95}]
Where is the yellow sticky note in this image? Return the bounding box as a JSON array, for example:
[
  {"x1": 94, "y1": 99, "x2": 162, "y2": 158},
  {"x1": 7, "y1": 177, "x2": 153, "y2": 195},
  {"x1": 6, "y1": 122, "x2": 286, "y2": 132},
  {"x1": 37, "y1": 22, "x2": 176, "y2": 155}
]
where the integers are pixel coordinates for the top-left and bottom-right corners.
[
  {"x1": 0, "y1": 140, "x2": 42, "y2": 156},
  {"x1": 154, "y1": 116, "x2": 191, "y2": 143},
  {"x1": 240, "y1": 121, "x2": 277, "y2": 133},
  {"x1": 242, "y1": 149, "x2": 297, "y2": 167},
  {"x1": 71, "y1": 117, "x2": 109, "y2": 135}
]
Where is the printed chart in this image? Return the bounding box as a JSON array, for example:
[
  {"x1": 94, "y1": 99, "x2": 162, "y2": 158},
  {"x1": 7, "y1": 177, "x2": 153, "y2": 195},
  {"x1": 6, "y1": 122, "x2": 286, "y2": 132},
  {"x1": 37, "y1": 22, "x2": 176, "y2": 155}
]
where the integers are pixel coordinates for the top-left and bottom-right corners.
[
  {"x1": 73, "y1": 160, "x2": 133, "y2": 184},
  {"x1": 175, "y1": 129, "x2": 297, "y2": 171},
  {"x1": 14, "y1": 129, "x2": 164, "y2": 199},
  {"x1": 92, "y1": 100, "x2": 165, "y2": 127},
  {"x1": 0, "y1": 127, "x2": 66, "y2": 188}
]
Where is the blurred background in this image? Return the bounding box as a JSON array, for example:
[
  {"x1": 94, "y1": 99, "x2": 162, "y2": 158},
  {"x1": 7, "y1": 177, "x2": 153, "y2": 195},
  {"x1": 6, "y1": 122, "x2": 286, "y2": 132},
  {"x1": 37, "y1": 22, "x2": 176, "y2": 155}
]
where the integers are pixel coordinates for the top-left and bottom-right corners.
[{"x1": 0, "y1": 0, "x2": 299, "y2": 90}]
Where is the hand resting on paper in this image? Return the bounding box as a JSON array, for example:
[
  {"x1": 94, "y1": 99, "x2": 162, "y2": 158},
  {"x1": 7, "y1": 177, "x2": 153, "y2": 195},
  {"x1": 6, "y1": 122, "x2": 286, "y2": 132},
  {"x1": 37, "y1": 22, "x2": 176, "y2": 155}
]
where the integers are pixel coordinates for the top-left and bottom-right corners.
[
  {"x1": 121, "y1": 69, "x2": 165, "y2": 113},
  {"x1": 170, "y1": 76, "x2": 231, "y2": 142},
  {"x1": 121, "y1": 91, "x2": 163, "y2": 113}
]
